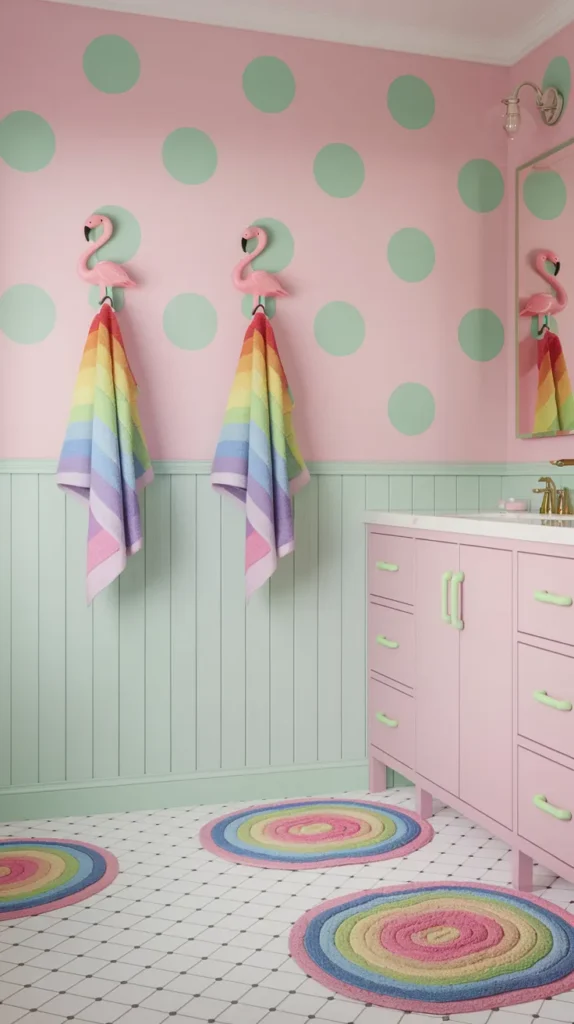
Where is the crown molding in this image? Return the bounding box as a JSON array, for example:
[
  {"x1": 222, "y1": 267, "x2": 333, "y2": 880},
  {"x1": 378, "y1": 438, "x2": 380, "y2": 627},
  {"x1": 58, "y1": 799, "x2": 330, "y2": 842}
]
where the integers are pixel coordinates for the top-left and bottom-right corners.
[
  {"x1": 507, "y1": 0, "x2": 574, "y2": 65},
  {"x1": 39, "y1": 0, "x2": 573, "y2": 67}
]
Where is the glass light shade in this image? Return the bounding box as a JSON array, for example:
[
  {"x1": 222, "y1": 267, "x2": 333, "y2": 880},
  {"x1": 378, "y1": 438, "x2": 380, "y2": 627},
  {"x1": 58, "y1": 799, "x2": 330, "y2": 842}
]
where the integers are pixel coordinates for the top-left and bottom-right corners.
[{"x1": 503, "y1": 99, "x2": 521, "y2": 138}]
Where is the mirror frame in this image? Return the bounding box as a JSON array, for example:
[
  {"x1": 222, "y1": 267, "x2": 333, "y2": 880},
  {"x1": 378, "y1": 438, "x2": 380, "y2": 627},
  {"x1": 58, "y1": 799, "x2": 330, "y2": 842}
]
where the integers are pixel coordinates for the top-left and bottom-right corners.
[{"x1": 515, "y1": 136, "x2": 574, "y2": 439}]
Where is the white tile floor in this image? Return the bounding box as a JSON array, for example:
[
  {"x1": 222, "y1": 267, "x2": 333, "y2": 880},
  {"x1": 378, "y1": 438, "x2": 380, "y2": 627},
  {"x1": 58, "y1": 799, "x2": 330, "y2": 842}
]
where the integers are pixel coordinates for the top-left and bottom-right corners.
[{"x1": 1, "y1": 788, "x2": 573, "y2": 1024}]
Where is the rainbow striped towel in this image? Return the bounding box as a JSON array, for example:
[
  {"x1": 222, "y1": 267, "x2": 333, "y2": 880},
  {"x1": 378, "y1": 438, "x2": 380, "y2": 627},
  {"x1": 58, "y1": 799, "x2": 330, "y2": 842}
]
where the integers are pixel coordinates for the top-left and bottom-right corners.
[
  {"x1": 57, "y1": 302, "x2": 153, "y2": 602},
  {"x1": 534, "y1": 330, "x2": 574, "y2": 435},
  {"x1": 212, "y1": 310, "x2": 309, "y2": 597}
]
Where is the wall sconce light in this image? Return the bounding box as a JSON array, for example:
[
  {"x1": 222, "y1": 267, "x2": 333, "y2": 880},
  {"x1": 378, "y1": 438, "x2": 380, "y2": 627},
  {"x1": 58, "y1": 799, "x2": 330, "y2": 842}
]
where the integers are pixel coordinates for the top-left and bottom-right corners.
[{"x1": 502, "y1": 81, "x2": 564, "y2": 138}]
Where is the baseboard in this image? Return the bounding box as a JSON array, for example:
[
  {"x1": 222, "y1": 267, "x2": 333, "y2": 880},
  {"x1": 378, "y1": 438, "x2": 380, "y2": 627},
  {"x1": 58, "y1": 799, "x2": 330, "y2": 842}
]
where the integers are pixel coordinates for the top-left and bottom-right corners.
[{"x1": 0, "y1": 761, "x2": 369, "y2": 822}]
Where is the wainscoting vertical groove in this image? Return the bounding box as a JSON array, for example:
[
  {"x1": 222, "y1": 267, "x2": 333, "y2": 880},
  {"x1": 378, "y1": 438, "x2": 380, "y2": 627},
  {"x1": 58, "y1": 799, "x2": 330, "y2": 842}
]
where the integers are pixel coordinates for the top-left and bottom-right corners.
[{"x1": 0, "y1": 461, "x2": 561, "y2": 820}]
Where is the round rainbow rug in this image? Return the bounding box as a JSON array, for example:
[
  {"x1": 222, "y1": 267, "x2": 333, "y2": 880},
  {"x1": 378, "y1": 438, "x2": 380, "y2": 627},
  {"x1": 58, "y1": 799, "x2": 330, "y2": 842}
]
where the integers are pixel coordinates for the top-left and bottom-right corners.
[
  {"x1": 289, "y1": 882, "x2": 574, "y2": 1013},
  {"x1": 199, "y1": 799, "x2": 433, "y2": 869},
  {"x1": 0, "y1": 839, "x2": 119, "y2": 921}
]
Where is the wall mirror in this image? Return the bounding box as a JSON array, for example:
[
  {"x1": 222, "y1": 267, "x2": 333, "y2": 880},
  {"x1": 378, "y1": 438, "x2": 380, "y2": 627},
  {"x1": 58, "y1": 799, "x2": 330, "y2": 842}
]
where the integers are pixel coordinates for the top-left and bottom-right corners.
[{"x1": 516, "y1": 138, "x2": 574, "y2": 438}]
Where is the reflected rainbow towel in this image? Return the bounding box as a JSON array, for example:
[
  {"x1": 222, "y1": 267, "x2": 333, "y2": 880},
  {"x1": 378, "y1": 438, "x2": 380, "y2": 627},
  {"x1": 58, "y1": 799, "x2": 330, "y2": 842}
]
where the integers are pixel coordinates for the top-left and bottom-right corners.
[
  {"x1": 534, "y1": 330, "x2": 574, "y2": 434},
  {"x1": 211, "y1": 310, "x2": 309, "y2": 596},
  {"x1": 57, "y1": 302, "x2": 153, "y2": 602}
]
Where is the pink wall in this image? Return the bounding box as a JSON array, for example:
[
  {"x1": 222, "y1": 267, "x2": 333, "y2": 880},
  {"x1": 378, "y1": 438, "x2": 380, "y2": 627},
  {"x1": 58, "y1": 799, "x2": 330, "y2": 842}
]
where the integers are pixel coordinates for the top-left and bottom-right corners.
[
  {"x1": 507, "y1": 22, "x2": 574, "y2": 460},
  {"x1": 0, "y1": 0, "x2": 509, "y2": 461}
]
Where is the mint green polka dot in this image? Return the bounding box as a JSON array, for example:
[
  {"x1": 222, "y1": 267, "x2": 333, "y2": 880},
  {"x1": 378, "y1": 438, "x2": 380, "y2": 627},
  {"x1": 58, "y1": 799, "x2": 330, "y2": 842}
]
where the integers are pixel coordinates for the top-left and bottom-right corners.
[
  {"x1": 87, "y1": 205, "x2": 141, "y2": 267},
  {"x1": 387, "y1": 75, "x2": 435, "y2": 129},
  {"x1": 89, "y1": 285, "x2": 125, "y2": 313},
  {"x1": 388, "y1": 228, "x2": 435, "y2": 282},
  {"x1": 523, "y1": 170, "x2": 566, "y2": 220},
  {"x1": 543, "y1": 56, "x2": 571, "y2": 111},
  {"x1": 163, "y1": 293, "x2": 217, "y2": 350},
  {"x1": 83, "y1": 35, "x2": 140, "y2": 93},
  {"x1": 0, "y1": 285, "x2": 56, "y2": 344},
  {"x1": 242, "y1": 295, "x2": 275, "y2": 319},
  {"x1": 459, "y1": 309, "x2": 504, "y2": 361},
  {"x1": 530, "y1": 315, "x2": 559, "y2": 339},
  {"x1": 246, "y1": 218, "x2": 294, "y2": 272},
  {"x1": 243, "y1": 56, "x2": 295, "y2": 113},
  {"x1": 313, "y1": 144, "x2": 365, "y2": 198},
  {"x1": 388, "y1": 383, "x2": 435, "y2": 435},
  {"x1": 162, "y1": 128, "x2": 217, "y2": 185},
  {"x1": 458, "y1": 159, "x2": 504, "y2": 213},
  {"x1": 0, "y1": 111, "x2": 55, "y2": 171},
  {"x1": 314, "y1": 302, "x2": 365, "y2": 356}
]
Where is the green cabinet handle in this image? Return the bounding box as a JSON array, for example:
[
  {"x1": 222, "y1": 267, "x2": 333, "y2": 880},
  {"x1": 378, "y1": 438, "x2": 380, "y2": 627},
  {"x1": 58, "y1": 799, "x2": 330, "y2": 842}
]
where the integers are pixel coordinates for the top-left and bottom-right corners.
[
  {"x1": 376, "y1": 635, "x2": 399, "y2": 649},
  {"x1": 376, "y1": 561, "x2": 398, "y2": 572},
  {"x1": 376, "y1": 712, "x2": 398, "y2": 728},
  {"x1": 450, "y1": 572, "x2": 465, "y2": 631},
  {"x1": 534, "y1": 590, "x2": 573, "y2": 607},
  {"x1": 534, "y1": 689, "x2": 573, "y2": 712},
  {"x1": 533, "y1": 793, "x2": 572, "y2": 821},
  {"x1": 441, "y1": 570, "x2": 453, "y2": 624}
]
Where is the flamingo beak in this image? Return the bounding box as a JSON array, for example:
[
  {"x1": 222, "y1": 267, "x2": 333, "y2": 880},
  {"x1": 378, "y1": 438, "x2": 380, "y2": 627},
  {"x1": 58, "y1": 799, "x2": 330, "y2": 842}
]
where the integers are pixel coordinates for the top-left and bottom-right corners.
[
  {"x1": 84, "y1": 225, "x2": 91, "y2": 241},
  {"x1": 241, "y1": 237, "x2": 248, "y2": 252},
  {"x1": 554, "y1": 261, "x2": 561, "y2": 276}
]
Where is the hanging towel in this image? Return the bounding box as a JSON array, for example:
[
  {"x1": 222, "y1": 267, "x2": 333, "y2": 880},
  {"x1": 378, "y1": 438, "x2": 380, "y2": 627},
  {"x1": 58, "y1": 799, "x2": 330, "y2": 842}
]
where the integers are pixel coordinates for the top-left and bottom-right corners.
[
  {"x1": 211, "y1": 309, "x2": 309, "y2": 597},
  {"x1": 57, "y1": 302, "x2": 153, "y2": 602},
  {"x1": 533, "y1": 330, "x2": 574, "y2": 435}
]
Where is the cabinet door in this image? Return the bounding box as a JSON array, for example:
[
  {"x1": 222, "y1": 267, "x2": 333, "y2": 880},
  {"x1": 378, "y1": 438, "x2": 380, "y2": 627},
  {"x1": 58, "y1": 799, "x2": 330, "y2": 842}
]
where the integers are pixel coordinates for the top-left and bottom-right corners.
[
  {"x1": 415, "y1": 538, "x2": 460, "y2": 795},
  {"x1": 459, "y1": 545, "x2": 513, "y2": 828}
]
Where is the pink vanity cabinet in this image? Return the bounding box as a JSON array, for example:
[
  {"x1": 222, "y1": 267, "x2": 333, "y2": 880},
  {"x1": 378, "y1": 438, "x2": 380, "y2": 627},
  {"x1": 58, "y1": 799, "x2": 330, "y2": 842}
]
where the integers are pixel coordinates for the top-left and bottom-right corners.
[{"x1": 367, "y1": 519, "x2": 574, "y2": 890}]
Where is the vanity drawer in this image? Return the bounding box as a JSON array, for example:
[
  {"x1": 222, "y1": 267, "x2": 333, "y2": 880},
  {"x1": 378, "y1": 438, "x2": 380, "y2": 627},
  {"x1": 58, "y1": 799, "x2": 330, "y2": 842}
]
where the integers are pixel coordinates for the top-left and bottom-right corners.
[
  {"x1": 368, "y1": 532, "x2": 413, "y2": 606},
  {"x1": 368, "y1": 602, "x2": 413, "y2": 687},
  {"x1": 518, "y1": 643, "x2": 574, "y2": 760},
  {"x1": 518, "y1": 553, "x2": 574, "y2": 645},
  {"x1": 370, "y1": 678, "x2": 414, "y2": 769},
  {"x1": 518, "y1": 746, "x2": 574, "y2": 869}
]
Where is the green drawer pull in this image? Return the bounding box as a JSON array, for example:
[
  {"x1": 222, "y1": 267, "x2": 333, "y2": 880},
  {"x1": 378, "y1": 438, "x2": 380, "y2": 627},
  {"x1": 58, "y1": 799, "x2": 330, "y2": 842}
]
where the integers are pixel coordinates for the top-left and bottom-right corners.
[
  {"x1": 376, "y1": 712, "x2": 398, "y2": 728},
  {"x1": 451, "y1": 571, "x2": 465, "y2": 631},
  {"x1": 441, "y1": 570, "x2": 453, "y2": 624},
  {"x1": 534, "y1": 689, "x2": 573, "y2": 712},
  {"x1": 376, "y1": 561, "x2": 398, "y2": 572},
  {"x1": 376, "y1": 635, "x2": 399, "y2": 649},
  {"x1": 533, "y1": 794, "x2": 572, "y2": 821},
  {"x1": 534, "y1": 590, "x2": 573, "y2": 607}
]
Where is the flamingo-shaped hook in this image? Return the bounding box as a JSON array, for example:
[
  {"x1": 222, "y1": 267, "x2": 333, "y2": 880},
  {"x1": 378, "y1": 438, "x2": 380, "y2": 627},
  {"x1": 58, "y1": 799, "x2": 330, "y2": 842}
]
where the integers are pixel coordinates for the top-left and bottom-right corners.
[
  {"x1": 232, "y1": 226, "x2": 288, "y2": 314},
  {"x1": 78, "y1": 214, "x2": 136, "y2": 305}
]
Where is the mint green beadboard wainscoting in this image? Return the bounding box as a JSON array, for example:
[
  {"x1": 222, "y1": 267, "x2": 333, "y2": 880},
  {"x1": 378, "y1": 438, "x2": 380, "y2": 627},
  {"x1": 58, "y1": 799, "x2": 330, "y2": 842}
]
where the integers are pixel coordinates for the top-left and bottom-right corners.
[{"x1": 0, "y1": 460, "x2": 567, "y2": 821}]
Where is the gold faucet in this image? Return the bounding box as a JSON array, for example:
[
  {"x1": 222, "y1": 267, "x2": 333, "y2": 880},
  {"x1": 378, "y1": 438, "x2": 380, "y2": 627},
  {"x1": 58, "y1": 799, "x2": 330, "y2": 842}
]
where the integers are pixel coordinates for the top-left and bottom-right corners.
[
  {"x1": 550, "y1": 459, "x2": 574, "y2": 467},
  {"x1": 533, "y1": 476, "x2": 557, "y2": 514}
]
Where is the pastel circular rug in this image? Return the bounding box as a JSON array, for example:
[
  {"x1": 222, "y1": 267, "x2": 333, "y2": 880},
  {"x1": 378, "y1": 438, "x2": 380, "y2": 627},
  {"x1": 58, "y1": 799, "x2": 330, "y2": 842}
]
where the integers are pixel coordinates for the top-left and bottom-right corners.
[
  {"x1": 0, "y1": 839, "x2": 119, "y2": 920},
  {"x1": 199, "y1": 799, "x2": 433, "y2": 869},
  {"x1": 289, "y1": 882, "x2": 574, "y2": 1013}
]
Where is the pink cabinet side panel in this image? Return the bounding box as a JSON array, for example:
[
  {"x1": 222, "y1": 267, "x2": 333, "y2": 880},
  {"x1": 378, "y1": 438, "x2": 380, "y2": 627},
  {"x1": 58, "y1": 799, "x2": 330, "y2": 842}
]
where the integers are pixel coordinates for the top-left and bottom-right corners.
[
  {"x1": 459, "y1": 545, "x2": 513, "y2": 829},
  {"x1": 414, "y1": 538, "x2": 460, "y2": 796}
]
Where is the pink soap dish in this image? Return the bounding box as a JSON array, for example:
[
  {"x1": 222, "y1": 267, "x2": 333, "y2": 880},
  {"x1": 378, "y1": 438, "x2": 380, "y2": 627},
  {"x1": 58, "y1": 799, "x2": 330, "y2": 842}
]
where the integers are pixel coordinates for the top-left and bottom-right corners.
[{"x1": 503, "y1": 498, "x2": 529, "y2": 512}]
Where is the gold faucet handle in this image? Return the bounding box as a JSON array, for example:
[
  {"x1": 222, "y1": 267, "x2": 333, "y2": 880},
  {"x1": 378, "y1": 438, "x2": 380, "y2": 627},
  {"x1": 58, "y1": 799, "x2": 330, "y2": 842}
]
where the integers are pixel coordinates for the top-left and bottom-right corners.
[{"x1": 557, "y1": 488, "x2": 570, "y2": 515}]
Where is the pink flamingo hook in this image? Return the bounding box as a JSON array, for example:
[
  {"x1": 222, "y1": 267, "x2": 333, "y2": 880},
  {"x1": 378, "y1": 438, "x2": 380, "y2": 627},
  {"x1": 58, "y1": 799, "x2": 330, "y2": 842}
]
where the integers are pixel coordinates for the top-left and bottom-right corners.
[
  {"x1": 520, "y1": 249, "x2": 568, "y2": 335},
  {"x1": 78, "y1": 214, "x2": 136, "y2": 305},
  {"x1": 232, "y1": 226, "x2": 288, "y2": 314}
]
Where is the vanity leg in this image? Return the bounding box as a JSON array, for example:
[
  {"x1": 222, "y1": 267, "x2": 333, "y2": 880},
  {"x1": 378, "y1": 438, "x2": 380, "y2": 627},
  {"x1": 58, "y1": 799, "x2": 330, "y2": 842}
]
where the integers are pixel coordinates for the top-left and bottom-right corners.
[
  {"x1": 416, "y1": 784, "x2": 433, "y2": 820},
  {"x1": 369, "y1": 755, "x2": 387, "y2": 794},
  {"x1": 512, "y1": 849, "x2": 533, "y2": 892}
]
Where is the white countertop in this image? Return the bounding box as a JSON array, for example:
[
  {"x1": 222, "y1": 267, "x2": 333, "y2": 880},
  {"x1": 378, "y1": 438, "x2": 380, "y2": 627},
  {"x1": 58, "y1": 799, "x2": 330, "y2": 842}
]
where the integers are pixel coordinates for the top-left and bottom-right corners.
[{"x1": 363, "y1": 511, "x2": 574, "y2": 546}]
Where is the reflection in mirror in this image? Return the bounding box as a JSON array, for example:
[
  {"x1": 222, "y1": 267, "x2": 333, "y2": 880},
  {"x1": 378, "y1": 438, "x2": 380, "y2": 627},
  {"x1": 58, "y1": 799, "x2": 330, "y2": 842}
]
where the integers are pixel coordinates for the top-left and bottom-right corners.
[{"x1": 517, "y1": 138, "x2": 574, "y2": 438}]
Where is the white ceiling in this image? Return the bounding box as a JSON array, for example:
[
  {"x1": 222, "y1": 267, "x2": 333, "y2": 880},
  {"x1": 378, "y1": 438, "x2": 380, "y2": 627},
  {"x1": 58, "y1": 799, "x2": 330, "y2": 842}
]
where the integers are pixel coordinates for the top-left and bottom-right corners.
[{"x1": 41, "y1": 0, "x2": 574, "y2": 65}]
